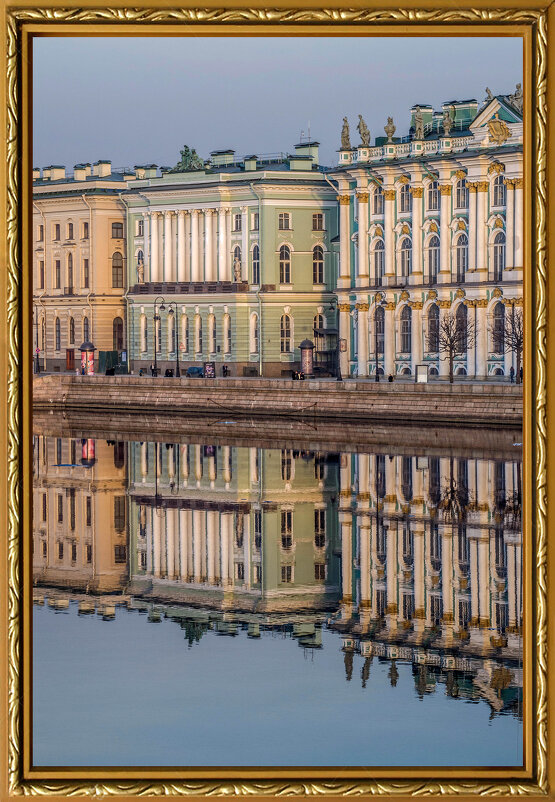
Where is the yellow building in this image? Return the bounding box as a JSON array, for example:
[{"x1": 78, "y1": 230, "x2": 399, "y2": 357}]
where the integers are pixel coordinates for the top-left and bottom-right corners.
[{"x1": 32, "y1": 161, "x2": 130, "y2": 372}]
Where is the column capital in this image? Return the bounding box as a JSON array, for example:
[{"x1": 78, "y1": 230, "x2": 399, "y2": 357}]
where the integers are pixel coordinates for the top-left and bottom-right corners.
[
  {"x1": 356, "y1": 191, "x2": 369, "y2": 203},
  {"x1": 409, "y1": 301, "x2": 423, "y2": 309},
  {"x1": 514, "y1": 178, "x2": 523, "y2": 189},
  {"x1": 338, "y1": 303, "x2": 351, "y2": 312},
  {"x1": 204, "y1": 208, "x2": 215, "y2": 216},
  {"x1": 240, "y1": 205, "x2": 248, "y2": 213},
  {"x1": 503, "y1": 178, "x2": 516, "y2": 188},
  {"x1": 191, "y1": 208, "x2": 200, "y2": 217},
  {"x1": 338, "y1": 194, "x2": 351, "y2": 205},
  {"x1": 410, "y1": 186, "x2": 423, "y2": 197},
  {"x1": 476, "y1": 181, "x2": 489, "y2": 192},
  {"x1": 439, "y1": 184, "x2": 452, "y2": 195},
  {"x1": 355, "y1": 302, "x2": 369, "y2": 311},
  {"x1": 383, "y1": 189, "x2": 396, "y2": 201}
]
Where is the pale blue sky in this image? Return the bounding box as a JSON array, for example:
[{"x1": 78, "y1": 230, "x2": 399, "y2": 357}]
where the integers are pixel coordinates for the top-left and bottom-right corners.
[{"x1": 33, "y1": 36, "x2": 522, "y2": 169}]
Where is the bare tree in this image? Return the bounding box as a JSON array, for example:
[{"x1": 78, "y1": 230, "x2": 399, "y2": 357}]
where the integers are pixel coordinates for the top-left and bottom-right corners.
[
  {"x1": 502, "y1": 306, "x2": 524, "y2": 384},
  {"x1": 430, "y1": 310, "x2": 476, "y2": 383}
]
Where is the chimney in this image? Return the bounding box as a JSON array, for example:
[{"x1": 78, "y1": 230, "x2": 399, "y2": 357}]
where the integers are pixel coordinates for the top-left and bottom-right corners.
[
  {"x1": 73, "y1": 164, "x2": 88, "y2": 181},
  {"x1": 49, "y1": 165, "x2": 66, "y2": 181},
  {"x1": 42, "y1": 167, "x2": 51, "y2": 181},
  {"x1": 32, "y1": 167, "x2": 41, "y2": 181},
  {"x1": 93, "y1": 160, "x2": 111, "y2": 177},
  {"x1": 243, "y1": 155, "x2": 257, "y2": 171}
]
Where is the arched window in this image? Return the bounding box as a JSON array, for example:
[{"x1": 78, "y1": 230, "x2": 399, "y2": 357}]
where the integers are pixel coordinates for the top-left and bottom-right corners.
[
  {"x1": 69, "y1": 317, "x2": 75, "y2": 346},
  {"x1": 373, "y1": 240, "x2": 385, "y2": 285},
  {"x1": 140, "y1": 314, "x2": 148, "y2": 352},
  {"x1": 312, "y1": 245, "x2": 324, "y2": 284},
  {"x1": 455, "y1": 179, "x2": 468, "y2": 209},
  {"x1": 155, "y1": 315, "x2": 161, "y2": 352},
  {"x1": 493, "y1": 175, "x2": 506, "y2": 207},
  {"x1": 456, "y1": 233, "x2": 468, "y2": 283},
  {"x1": 83, "y1": 316, "x2": 89, "y2": 342},
  {"x1": 493, "y1": 231, "x2": 506, "y2": 280},
  {"x1": 427, "y1": 181, "x2": 439, "y2": 211},
  {"x1": 313, "y1": 314, "x2": 324, "y2": 353},
  {"x1": 427, "y1": 235, "x2": 440, "y2": 284},
  {"x1": 113, "y1": 317, "x2": 123, "y2": 351},
  {"x1": 279, "y1": 245, "x2": 291, "y2": 284},
  {"x1": 67, "y1": 252, "x2": 73, "y2": 291},
  {"x1": 428, "y1": 303, "x2": 439, "y2": 353},
  {"x1": 375, "y1": 306, "x2": 385, "y2": 355},
  {"x1": 112, "y1": 252, "x2": 123, "y2": 288},
  {"x1": 400, "y1": 306, "x2": 412, "y2": 353},
  {"x1": 455, "y1": 304, "x2": 468, "y2": 354},
  {"x1": 195, "y1": 315, "x2": 202, "y2": 353},
  {"x1": 400, "y1": 183, "x2": 412, "y2": 213},
  {"x1": 399, "y1": 238, "x2": 412, "y2": 278},
  {"x1": 223, "y1": 314, "x2": 231, "y2": 354},
  {"x1": 280, "y1": 314, "x2": 291, "y2": 353},
  {"x1": 181, "y1": 315, "x2": 189, "y2": 352},
  {"x1": 492, "y1": 301, "x2": 505, "y2": 353},
  {"x1": 252, "y1": 244, "x2": 260, "y2": 285},
  {"x1": 55, "y1": 318, "x2": 61, "y2": 351},
  {"x1": 208, "y1": 314, "x2": 216, "y2": 354},
  {"x1": 250, "y1": 314, "x2": 259, "y2": 353},
  {"x1": 373, "y1": 186, "x2": 384, "y2": 215},
  {"x1": 137, "y1": 249, "x2": 144, "y2": 265}
]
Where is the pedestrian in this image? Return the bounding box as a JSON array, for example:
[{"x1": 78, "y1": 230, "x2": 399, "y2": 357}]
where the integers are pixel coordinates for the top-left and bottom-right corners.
[
  {"x1": 75, "y1": 367, "x2": 79, "y2": 376},
  {"x1": 150, "y1": 362, "x2": 155, "y2": 377},
  {"x1": 520, "y1": 366, "x2": 523, "y2": 382},
  {"x1": 388, "y1": 374, "x2": 394, "y2": 383},
  {"x1": 509, "y1": 366, "x2": 514, "y2": 383}
]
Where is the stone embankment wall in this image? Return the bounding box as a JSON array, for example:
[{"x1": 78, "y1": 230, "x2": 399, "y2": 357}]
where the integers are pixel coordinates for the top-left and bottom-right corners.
[{"x1": 33, "y1": 374, "x2": 523, "y2": 427}]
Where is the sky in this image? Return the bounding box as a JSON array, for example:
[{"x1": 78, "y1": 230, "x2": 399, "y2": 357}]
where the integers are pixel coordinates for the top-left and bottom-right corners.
[{"x1": 33, "y1": 36, "x2": 523, "y2": 170}]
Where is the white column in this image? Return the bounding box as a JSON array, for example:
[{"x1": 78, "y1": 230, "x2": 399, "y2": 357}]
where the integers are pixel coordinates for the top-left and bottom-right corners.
[
  {"x1": 150, "y1": 212, "x2": 159, "y2": 282},
  {"x1": 468, "y1": 184, "x2": 477, "y2": 272},
  {"x1": 358, "y1": 453, "x2": 370, "y2": 496},
  {"x1": 218, "y1": 208, "x2": 227, "y2": 282},
  {"x1": 226, "y1": 210, "x2": 232, "y2": 280},
  {"x1": 413, "y1": 524, "x2": 425, "y2": 619},
  {"x1": 441, "y1": 527, "x2": 453, "y2": 621},
  {"x1": 204, "y1": 209, "x2": 214, "y2": 281},
  {"x1": 206, "y1": 510, "x2": 216, "y2": 584},
  {"x1": 143, "y1": 213, "x2": 150, "y2": 281},
  {"x1": 386, "y1": 524, "x2": 397, "y2": 614},
  {"x1": 153, "y1": 511, "x2": 161, "y2": 577},
  {"x1": 141, "y1": 442, "x2": 148, "y2": 479},
  {"x1": 177, "y1": 211, "x2": 186, "y2": 282},
  {"x1": 338, "y1": 303, "x2": 351, "y2": 376},
  {"x1": 243, "y1": 514, "x2": 251, "y2": 590},
  {"x1": 221, "y1": 513, "x2": 232, "y2": 587},
  {"x1": 356, "y1": 191, "x2": 369, "y2": 285},
  {"x1": 340, "y1": 516, "x2": 353, "y2": 603},
  {"x1": 184, "y1": 212, "x2": 191, "y2": 281},
  {"x1": 478, "y1": 536, "x2": 490, "y2": 625},
  {"x1": 384, "y1": 303, "x2": 395, "y2": 376},
  {"x1": 383, "y1": 189, "x2": 395, "y2": 283},
  {"x1": 241, "y1": 206, "x2": 248, "y2": 281},
  {"x1": 191, "y1": 210, "x2": 200, "y2": 282},
  {"x1": 146, "y1": 511, "x2": 153, "y2": 574},
  {"x1": 179, "y1": 509, "x2": 188, "y2": 580},
  {"x1": 476, "y1": 301, "x2": 488, "y2": 379},
  {"x1": 359, "y1": 514, "x2": 371, "y2": 608},
  {"x1": 163, "y1": 211, "x2": 172, "y2": 282},
  {"x1": 186, "y1": 510, "x2": 194, "y2": 580},
  {"x1": 514, "y1": 178, "x2": 523, "y2": 268},
  {"x1": 438, "y1": 184, "x2": 452, "y2": 283},
  {"x1": 338, "y1": 195, "x2": 351, "y2": 288},
  {"x1": 356, "y1": 302, "x2": 369, "y2": 377},
  {"x1": 476, "y1": 182, "x2": 488, "y2": 278},
  {"x1": 411, "y1": 303, "x2": 422, "y2": 374},
  {"x1": 166, "y1": 508, "x2": 176, "y2": 579},
  {"x1": 410, "y1": 187, "x2": 423, "y2": 280},
  {"x1": 193, "y1": 509, "x2": 203, "y2": 582}
]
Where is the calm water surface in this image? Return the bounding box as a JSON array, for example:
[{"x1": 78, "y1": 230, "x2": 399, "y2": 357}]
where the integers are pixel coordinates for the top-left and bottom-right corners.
[{"x1": 32, "y1": 432, "x2": 523, "y2": 767}]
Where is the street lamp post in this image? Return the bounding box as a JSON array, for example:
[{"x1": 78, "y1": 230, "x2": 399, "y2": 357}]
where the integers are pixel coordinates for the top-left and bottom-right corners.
[
  {"x1": 153, "y1": 296, "x2": 165, "y2": 376},
  {"x1": 374, "y1": 296, "x2": 384, "y2": 382},
  {"x1": 166, "y1": 302, "x2": 180, "y2": 377}
]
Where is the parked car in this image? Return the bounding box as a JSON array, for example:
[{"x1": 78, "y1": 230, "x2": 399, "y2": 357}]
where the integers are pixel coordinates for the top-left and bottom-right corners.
[{"x1": 185, "y1": 366, "x2": 204, "y2": 378}]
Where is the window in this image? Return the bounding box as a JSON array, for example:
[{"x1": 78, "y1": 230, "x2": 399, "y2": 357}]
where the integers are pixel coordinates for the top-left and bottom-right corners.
[
  {"x1": 140, "y1": 315, "x2": 148, "y2": 353},
  {"x1": 55, "y1": 318, "x2": 61, "y2": 351},
  {"x1": 83, "y1": 316, "x2": 89, "y2": 342},
  {"x1": 70, "y1": 439, "x2": 76, "y2": 465},
  {"x1": 280, "y1": 314, "x2": 291, "y2": 353},
  {"x1": 69, "y1": 489, "x2": 76, "y2": 531},
  {"x1": 169, "y1": 314, "x2": 176, "y2": 353},
  {"x1": 67, "y1": 222, "x2": 74, "y2": 240},
  {"x1": 208, "y1": 314, "x2": 216, "y2": 353},
  {"x1": 83, "y1": 221, "x2": 89, "y2": 239},
  {"x1": 400, "y1": 183, "x2": 412, "y2": 213},
  {"x1": 83, "y1": 258, "x2": 89, "y2": 288},
  {"x1": 254, "y1": 509, "x2": 262, "y2": 549},
  {"x1": 281, "y1": 564, "x2": 292, "y2": 583},
  {"x1": 114, "y1": 545, "x2": 127, "y2": 564},
  {"x1": 57, "y1": 541, "x2": 63, "y2": 560},
  {"x1": 314, "y1": 563, "x2": 326, "y2": 580},
  {"x1": 67, "y1": 253, "x2": 73, "y2": 290},
  {"x1": 252, "y1": 244, "x2": 260, "y2": 285},
  {"x1": 493, "y1": 175, "x2": 506, "y2": 207},
  {"x1": 402, "y1": 457, "x2": 413, "y2": 500},
  {"x1": 137, "y1": 218, "x2": 144, "y2": 236},
  {"x1": 55, "y1": 260, "x2": 61, "y2": 289},
  {"x1": 182, "y1": 316, "x2": 189, "y2": 352},
  {"x1": 314, "y1": 509, "x2": 326, "y2": 548},
  {"x1": 112, "y1": 252, "x2": 123, "y2": 288},
  {"x1": 428, "y1": 304, "x2": 439, "y2": 352},
  {"x1": 400, "y1": 306, "x2": 411, "y2": 353},
  {"x1": 279, "y1": 245, "x2": 291, "y2": 284},
  {"x1": 114, "y1": 496, "x2": 126, "y2": 531},
  {"x1": 54, "y1": 223, "x2": 60, "y2": 241},
  {"x1": 251, "y1": 314, "x2": 259, "y2": 353},
  {"x1": 113, "y1": 317, "x2": 124, "y2": 351},
  {"x1": 455, "y1": 179, "x2": 468, "y2": 209},
  {"x1": 493, "y1": 231, "x2": 506, "y2": 280},
  {"x1": 252, "y1": 212, "x2": 259, "y2": 231},
  {"x1": 281, "y1": 449, "x2": 292, "y2": 481},
  {"x1": 427, "y1": 181, "x2": 439, "y2": 211},
  {"x1": 312, "y1": 245, "x2": 324, "y2": 284},
  {"x1": 312, "y1": 213, "x2": 324, "y2": 231},
  {"x1": 39, "y1": 261, "x2": 44, "y2": 289},
  {"x1": 456, "y1": 233, "x2": 468, "y2": 283},
  {"x1": 235, "y1": 562, "x2": 245, "y2": 580},
  {"x1": 38, "y1": 224, "x2": 44, "y2": 242},
  {"x1": 373, "y1": 240, "x2": 385, "y2": 285},
  {"x1": 429, "y1": 457, "x2": 440, "y2": 505},
  {"x1": 280, "y1": 509, "x2": 293, "y2": 549},
  {"x1": 373, "y1": 186, "x2": 384, "y2": 215},
  {"x1": 57, "y1": 494, "x2": 63, "y2": 523},
  {"x1": 426, "y1": 235, "x2": 440, "y2": 284},
  {"x1": 42, "y1": 493, "x2": 47, "y2": 521},
  {"x1": 56, "y1": 438, "x2": 62, "y2": 464},
  {"x1": 455, "y1": 304, "x2": 468, "y2": 354},
  {"x1": 86, "y1": 496, "x2": 92, "y2": 527},
  {"x1": 278, "y1": 212, "x2": 291, "y2": 230},
  {"x1": 69, "y1": 317, "x2": 75, "y2": 345},
  {"x1": 224, "y1": 314, "x2": 231, "y2": 354},
  {"x1": 112, "y1": 222, "x2": 124, "y2": 238},
  {"x1": 375, "y1": 306, "x2": 385, "y2": 355},
  {"x1": 86, "y1": 543, "x2": 92, "y2": 563},
  {"x1": 233, "y1": 213, "x2": 241, "y2": 231},
  {"x1": 399, "y1": 238, "x2": 412, "y2": 278},
  {"x1": 195, "y1": 315, "x2": 203, "y2": 353},
  {"x1": 42, "y1": 541, "x2": 47, "y2": 558},
  {"x1": 492, "y1": 302, "x2": 505, "y2": 353}
]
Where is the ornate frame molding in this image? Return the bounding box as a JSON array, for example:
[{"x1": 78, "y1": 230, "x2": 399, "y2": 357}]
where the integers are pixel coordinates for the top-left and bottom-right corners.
[{"x1": 4, "y1": 5, "x2": 547, "y2": 797}]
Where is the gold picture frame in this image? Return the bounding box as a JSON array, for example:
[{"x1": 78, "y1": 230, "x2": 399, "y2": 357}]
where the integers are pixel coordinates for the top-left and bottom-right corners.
[{"x1": 0, "y1": 2, "x2": 551, "y2": 797}]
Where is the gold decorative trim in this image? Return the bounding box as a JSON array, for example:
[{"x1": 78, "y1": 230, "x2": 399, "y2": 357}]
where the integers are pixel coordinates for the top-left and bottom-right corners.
[
  {"x1": 5, "y1": 4, "x2": 548, "y2": 800},
  {"x1": 409, "y1": 186, "x2": 423, "y2": 197},
  {"x1": 488, "y1": 161, "x2": 505, "y2": 174},
  {"x1": 383, "y1": 189, "x2": 396, "y2": 201},
  {"x1": 338, "y1": 194, "x2": 350, "y2": 205},
  {"x1": 454, "y1": 169, "x2": 466, "y2": 179},
  {"x1": 355, "y1": 191, "x2": 369, "y2": 203},
  {"x1": 439, "y1": 184, "x2": 452, "y2": 195}
]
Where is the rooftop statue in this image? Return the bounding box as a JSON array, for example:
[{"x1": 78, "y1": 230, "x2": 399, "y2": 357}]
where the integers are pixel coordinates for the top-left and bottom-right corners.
[
  {"x1": 413, "y1": 106, "x2": 424, "y2": 140},
  {"x1": 442, "y1": 108, "x2": 453, "y2": 136},
  {"x1": 173, "y1": 145, "x2": 205, "y2": 172},
  {"x1": 357, "y1": 115, "x2": 370, "y2": 147},
  {"x1": 341, "y1": 117, "x2": 351, "y2": 150},
  {"x1": 384, "y1": 116, "x2": 396, "y2": 143},
  {"x1": 508, "y1": 82, "x2": 523, "y2": 114},
  {"x1": 485, "y1": 87, "x2": 494, "y2": 102}
]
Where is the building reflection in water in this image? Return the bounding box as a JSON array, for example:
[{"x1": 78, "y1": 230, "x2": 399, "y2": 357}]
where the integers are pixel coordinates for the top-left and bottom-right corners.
[{"x1": 33, "y1": 434, "x2": 522, "y2": 719}]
